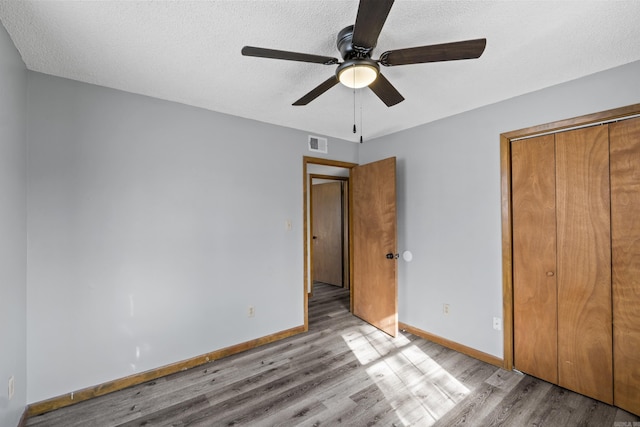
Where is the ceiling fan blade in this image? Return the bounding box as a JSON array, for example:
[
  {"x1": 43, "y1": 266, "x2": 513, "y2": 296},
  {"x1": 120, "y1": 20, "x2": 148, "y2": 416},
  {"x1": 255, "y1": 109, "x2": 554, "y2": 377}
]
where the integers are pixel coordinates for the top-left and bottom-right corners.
[
  {"x1": 369, "y1": 73, "x2": 404, "y2": 107},
  {"x1": 379, "y1": 38, "x2": 487, "y2": 66},
  {"x1": 242, "y1": 46, "x2": 339, "y2": 65},
  {"x1": 352, "y1": 0, "x2": 394, "y2": 50},
  {"x1": 293, "y1": 76, "x2": 340, "y2": 106}
]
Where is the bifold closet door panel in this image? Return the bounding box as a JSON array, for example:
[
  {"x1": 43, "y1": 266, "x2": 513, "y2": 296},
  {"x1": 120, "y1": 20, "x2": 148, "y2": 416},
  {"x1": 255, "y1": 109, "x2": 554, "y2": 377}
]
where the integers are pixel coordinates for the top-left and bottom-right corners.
[
  {"x1": 555, "y1": 125, "x2": 613, "y2": 404},
  {"x1": 610, "y1": 117, "x2": 640, "y2": 415},
  {"x1": 511, "y1": 134, "x2": 558, "y2": 384}
]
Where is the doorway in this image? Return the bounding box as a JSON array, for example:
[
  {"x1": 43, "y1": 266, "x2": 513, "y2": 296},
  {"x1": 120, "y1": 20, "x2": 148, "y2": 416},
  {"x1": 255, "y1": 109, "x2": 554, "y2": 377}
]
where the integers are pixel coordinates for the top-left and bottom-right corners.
[
  {"x1": 310, "y1": 176, "x2": 349, "y2": 291},
  {"x1": 303, "y1": 157, "x2": 356, "y2": 332},
  {"x1": 303, "y1": 156, "x2": 399, "y2": 337}
]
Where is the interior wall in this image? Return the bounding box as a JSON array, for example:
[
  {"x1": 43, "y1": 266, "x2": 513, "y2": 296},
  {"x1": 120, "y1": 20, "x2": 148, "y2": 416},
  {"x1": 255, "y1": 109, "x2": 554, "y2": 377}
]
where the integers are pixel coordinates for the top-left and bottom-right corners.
[
  {"x1": 0, "y1": 20, "x2": 27, "y2": 427},
  {"x1": 359, "y1": 60, "x2": 640, "y2": 359},
  {"x1": 25, "y1": 71, "x2": 358, "y2": 404}
]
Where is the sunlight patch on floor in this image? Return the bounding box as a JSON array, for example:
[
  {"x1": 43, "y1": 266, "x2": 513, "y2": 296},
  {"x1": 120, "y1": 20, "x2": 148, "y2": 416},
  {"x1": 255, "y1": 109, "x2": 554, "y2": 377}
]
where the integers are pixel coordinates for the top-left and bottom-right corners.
[
  {"x1": 341, "y1": 325, "x2": 412, "y2": 365},
  {"x1": 342, "y1": 328, "x2": 470, "y2": 426}
]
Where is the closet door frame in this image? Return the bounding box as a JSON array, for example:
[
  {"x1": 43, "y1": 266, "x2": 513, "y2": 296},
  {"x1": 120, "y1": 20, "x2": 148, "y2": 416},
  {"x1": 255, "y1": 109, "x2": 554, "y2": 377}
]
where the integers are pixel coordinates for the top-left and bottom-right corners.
[{"x1": 500, "y1": 103, "x2": 640, "y2": 371}]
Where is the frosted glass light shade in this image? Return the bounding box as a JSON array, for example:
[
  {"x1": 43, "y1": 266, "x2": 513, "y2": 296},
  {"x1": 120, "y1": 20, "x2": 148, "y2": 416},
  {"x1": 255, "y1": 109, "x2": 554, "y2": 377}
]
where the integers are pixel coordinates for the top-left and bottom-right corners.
[{"x1": 337, "y1": 63, "x2": 378, "y2": 89}]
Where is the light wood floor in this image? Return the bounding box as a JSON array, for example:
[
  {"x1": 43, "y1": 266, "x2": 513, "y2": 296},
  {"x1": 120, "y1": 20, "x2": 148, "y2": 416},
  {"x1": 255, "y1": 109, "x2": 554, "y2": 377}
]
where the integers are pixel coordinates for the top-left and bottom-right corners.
[{"x1": 27, "y1": 283, "x2": 639, "y2": 426}]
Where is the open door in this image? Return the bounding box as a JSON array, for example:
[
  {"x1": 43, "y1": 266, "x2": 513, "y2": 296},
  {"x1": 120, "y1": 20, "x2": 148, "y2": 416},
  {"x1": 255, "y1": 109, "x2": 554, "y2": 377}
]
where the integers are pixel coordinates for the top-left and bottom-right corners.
[
  {"x1": 352, "y1": 157, "x2": 398, "y2": 337},
  {"x1": 312, "y1": 181, "x2": 344, "y2": 287}
]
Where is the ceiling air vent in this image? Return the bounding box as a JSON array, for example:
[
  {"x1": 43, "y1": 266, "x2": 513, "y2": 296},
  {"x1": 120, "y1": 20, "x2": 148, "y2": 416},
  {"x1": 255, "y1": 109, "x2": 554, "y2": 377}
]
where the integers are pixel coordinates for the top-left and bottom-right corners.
[{"x1": 308, "y1": 135, "x2": 328, "y2": 154}]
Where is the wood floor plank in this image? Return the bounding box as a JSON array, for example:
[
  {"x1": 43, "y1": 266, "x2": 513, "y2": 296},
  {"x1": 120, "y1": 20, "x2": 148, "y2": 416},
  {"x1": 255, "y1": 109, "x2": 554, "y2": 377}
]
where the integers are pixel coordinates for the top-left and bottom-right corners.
[
  {"x1": 26, "y1": 283, "x2": 639, "y2": 427},
  {"x1": 249, "y1": 397, "x2": 328, "y2": 427},
  {"x1": 433, "y1": 370, "x2": 524, "y2": 427},
  {"x1": 482, "y1": 375, "x2": 554, "y2": 426},
  {"x1": 432, "y1": 383, "x2": 503, "y2": 427},
  {"x1": 117, "y1": 395, "x2": 210, "y2": 427},
  {"x1": 525, "y1": 384, "x2": 593, "y2": 427},
  {"x1": 483, "y1": 369, "x2": 524, "y2": 392},
  {"x1": 320, "y1": 383, "x2": 394, "y2": 425},
  {"x1": 188, "y1": 354, "x2": 361, "y2": 425}
]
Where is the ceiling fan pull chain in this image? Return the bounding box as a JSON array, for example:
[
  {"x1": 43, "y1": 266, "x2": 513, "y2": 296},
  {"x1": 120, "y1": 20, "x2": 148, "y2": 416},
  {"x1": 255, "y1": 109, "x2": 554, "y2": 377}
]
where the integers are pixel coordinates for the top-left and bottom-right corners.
[
  {"x1": 352, "y1": 89, "x2": 356, "y2": 133},
  {"x1": 360, "y1": 89, "x2": 364, "y2": 143},
  {"x1": 353, "y1": 66, "x2": 357, "y2": 134}
]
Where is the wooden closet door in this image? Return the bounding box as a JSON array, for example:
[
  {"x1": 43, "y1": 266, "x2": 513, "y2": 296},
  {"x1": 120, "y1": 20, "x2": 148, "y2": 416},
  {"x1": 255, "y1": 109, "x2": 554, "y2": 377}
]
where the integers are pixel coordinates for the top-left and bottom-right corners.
[
  {"x1": 511, "y1": 134, "x2": 558, "y2": 384},
  {"x1": 610, "y1": 117, "x2": 640, "y2": 415},
  {"x1": 555, "y1": 126, "x2": 613, "y2": 404}
]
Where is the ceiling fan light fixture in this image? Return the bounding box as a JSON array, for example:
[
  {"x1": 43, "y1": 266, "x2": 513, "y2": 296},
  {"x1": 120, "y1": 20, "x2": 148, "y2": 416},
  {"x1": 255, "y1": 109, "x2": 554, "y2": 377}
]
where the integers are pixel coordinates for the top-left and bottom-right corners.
[{"x1": 337, "y1": 59, "x2": 379, "y2": 89}]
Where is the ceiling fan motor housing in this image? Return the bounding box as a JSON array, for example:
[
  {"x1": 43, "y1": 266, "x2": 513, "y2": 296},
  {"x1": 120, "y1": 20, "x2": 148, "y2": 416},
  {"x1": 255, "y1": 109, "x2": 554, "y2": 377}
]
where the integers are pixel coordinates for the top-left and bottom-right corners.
[
  {"x1": 336, "y1": 25, "x2": 380, "y2": 88},
  {"x1": 337, "y1": 25, "x2": 373, "y2": 60}
]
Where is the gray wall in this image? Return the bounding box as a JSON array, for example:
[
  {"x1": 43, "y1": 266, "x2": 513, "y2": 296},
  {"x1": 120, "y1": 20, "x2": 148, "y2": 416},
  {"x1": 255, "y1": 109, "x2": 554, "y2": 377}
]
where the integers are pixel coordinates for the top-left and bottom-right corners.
[
  {"x1": 26, "y1": 72, "x2": 358, "y2": 403},
  {"x1": 360, "y1": 60, "x2": 640, "y2": 358},
  {"x1": 0, "y1": 20, "x2": 27, "y2": 427}
]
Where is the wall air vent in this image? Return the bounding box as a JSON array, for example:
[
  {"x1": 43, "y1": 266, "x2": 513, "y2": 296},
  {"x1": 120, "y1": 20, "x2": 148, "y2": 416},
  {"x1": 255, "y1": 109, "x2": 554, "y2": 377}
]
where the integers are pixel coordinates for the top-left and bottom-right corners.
[{"x1": 308, "y1": 135, "x2": 328, "y2": 154}]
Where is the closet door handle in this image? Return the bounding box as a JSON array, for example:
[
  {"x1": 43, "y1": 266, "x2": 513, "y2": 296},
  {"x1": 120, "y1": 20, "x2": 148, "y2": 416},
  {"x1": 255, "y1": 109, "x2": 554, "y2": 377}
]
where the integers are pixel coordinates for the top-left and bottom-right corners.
[{"x1": 546, "y1": 271, "x2": 555, "y2": 277}]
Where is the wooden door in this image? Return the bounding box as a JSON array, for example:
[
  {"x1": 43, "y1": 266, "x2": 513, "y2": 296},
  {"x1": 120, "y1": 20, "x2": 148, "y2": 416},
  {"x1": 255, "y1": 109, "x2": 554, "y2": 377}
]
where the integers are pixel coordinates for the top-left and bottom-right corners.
[
  {"x1": 556, "y1": 126, "x2": 613, "y2": 404},
  {"x1": 352, "y1": 157, "x2": 398, "y2": 337},
  {"x1": 610, "y1": 117, "x2": 640, "y2": 415},
  {"x1": 511, "y1": 134, "x2": 558, "y2": 384},
  {"x1": 312, "y1": 181, "x2": 343, "y2": 287}
]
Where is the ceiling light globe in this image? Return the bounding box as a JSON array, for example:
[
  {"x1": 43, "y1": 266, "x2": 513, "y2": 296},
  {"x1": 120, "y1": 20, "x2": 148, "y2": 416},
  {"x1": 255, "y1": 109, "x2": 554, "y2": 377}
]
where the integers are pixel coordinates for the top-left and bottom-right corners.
[{"x1": 337, "y1": 60, "x2": 379, "y2": 89}]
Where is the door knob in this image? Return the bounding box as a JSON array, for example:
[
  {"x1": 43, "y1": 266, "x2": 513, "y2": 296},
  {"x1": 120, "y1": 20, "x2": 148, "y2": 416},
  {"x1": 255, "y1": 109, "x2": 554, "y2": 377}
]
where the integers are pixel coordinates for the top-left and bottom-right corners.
[
  {"x1": 386, "y1": 253, "x2": 399, "y2": 259},
  {"x1": 546, "y1": 271, "x2": 555, "y2": 277}
]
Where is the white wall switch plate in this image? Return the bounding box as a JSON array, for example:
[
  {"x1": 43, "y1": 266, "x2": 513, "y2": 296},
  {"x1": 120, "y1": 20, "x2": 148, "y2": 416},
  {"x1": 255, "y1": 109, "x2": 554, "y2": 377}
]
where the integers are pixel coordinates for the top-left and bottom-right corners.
[{"x1": 493, "y1": 317, "x2": 502, "y2": 331}]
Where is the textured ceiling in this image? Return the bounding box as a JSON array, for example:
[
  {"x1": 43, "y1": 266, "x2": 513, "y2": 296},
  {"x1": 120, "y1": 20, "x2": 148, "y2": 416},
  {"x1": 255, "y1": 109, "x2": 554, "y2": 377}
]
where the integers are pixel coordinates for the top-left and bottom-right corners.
[{"x1": 1, "y1": 1, "x2": 639, "y2": 142}]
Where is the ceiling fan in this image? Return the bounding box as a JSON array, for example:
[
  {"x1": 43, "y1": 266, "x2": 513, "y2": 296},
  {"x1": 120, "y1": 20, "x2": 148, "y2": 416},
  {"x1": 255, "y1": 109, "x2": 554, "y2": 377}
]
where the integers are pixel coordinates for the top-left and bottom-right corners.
[{"x1": 241, "y1": 0, "x2": 486, "y2": 107}]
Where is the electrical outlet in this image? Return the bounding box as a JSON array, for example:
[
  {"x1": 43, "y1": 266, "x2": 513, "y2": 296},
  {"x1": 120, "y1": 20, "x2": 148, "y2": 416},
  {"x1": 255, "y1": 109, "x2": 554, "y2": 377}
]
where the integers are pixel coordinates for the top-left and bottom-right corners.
[
  {"x1": 493, "y1": 317, "x2": 502, "y2": 331},
  {"x1": 248, "y1": 306, "x2": 255, "y2": 318},
  {"x1": 8, "y1": 376, "x2": 14, "y2": 400},
  {"x1": 443, "y1": 304, "x2": 450, "y2": 316}
]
